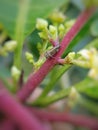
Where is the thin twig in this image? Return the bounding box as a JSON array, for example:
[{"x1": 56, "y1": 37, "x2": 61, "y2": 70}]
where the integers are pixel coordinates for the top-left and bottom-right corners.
[
  {"x1": 30, "y1": 108, "x2": 98, "y2": 130},
  {"x1": 0, "y1": 81, "x2": 45, "y2": 130}
]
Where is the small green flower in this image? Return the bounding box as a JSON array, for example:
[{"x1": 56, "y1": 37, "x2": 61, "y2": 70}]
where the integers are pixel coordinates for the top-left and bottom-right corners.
[
  {"x1": 63, "y1": 52, "x2": 76, "y2": 64},
  {"x1": 64, "y1": 19, "x2": 76, "y2": 33},
  {"x1": 4, "y1": 40, "x2": 17, "y2": 52},
  {"x1": 58, "y1": 24, "x2": 65, "y2": 38},
  {"x1": 68, "y1": 87, "x2": 80, "y2": 107},
  {"x1": 65, "y1": 19, "x2": 76, "y2": 28},
  {"x1": 49, "y1": 25, "x2": 58, "y2": 39},
  {"x1": 36, "y1": 18, "x2": 48, "y2": 30},
  {"x1": 34, "y1": 58, "x2": 45, "y2": 70},
  {"x1": 38, "y1": 32, "x2": 48, "y2": 40},
  {"x1": 49, "y1": 10, "x2": 65, "y2": 23},
  {"x1": 0, "y1": 40, "x2": 17, "y2": 56},
  {"x1": 69, "y1": 87, "x2": 79, "y2": 100},
  {"x1": 25, "y1": 52, "x2": 34, "y2": 64},
  {"x1": 11, "y1": 66, "x2": 21, "y2": 81}
]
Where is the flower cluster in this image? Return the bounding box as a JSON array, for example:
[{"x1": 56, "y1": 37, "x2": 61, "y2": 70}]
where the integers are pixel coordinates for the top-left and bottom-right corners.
[
  {"x1": 25, "y1": 11, "x2": 75, "y2": 70},
  {"x1": 62, "y1": 48, "x2": 98, "y2": 80}
]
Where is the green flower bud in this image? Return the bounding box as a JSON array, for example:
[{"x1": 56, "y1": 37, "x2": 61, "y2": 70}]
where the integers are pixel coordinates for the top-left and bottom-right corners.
[
  {"x1": 36, "y1": 18, "x2": 48, "y2": 30},
  {"x1": 88, "y1": 48, "x2": 98, "y2": 80},
  {"x1": 88, "y1": 68, "x2": 98, "y2": 80},
  {"x1": 25, "y1": 52, "x2": 34, "y2": 64},
  {"x1": 4, "y1": 40, "x2": 17, "y2": 52},
  {"x1": 78, "y1": 49, "x2": 90, "y2": 60},
  {"x1": 64, "y1": 52, "x2": 75, "y2": 64},
  {"x1": 65, "y1": 19, "x2": 76, "y2": 28},
  {"x1": 38, "y1": 32, "x2": 48, "y2": 39},
  {"x1": 58, "y1": 24, "x2": 65, "y2": 38},
  {"x1": 58, "y1": 24, "x2": 65, "y2": 32},
  {"x1": 69, "y1": 87, "x2": 79, "y2": 100},
  {"x1": 11, "y1": 66, "x2": 21, "y2": 81},
  {"x1": 37, "y1": 42, "x2": 42, "y2": 50},
  {"x1": 49, "y1": 10, "x2": 65, "y2": 23},
  {"x1": 49, "y1": 25, "x2": 57, "y2": 39},
  {"x1": 68, "y1": 52, "x2": 75, "y2": 61},
  {"x1": 34, "y1": 58, "x2": 45, "y2": 70},
  {"x1": 68, "y1": 87, "x2": 80, "y2": 107}
]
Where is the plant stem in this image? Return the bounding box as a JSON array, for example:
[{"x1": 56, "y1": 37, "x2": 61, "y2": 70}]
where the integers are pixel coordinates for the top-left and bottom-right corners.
[
  {"x1": 0, "y1": 119, "x2": 14, "y2": 130},
  {"x1": 14, "y1": 0, "x2": 30, "y2": 69},
  {"x1": 38, "y1": 65, "x2": 70, "y2": 99},
  {"x1": 32, "y1": 88, "x2": 71, "y2": 107},
  {"x1": 17, "y1": 7, "x2": 96, "y2": 102},
  {"x1": 0, "y1": 81, "x2": 45, "y2": 130},
  {"x1": 30, "y1": 108, "x2": 98, "y2": 130},
  {"x1": 32, "y1": 77, "x2": 98, "y2": 107}
]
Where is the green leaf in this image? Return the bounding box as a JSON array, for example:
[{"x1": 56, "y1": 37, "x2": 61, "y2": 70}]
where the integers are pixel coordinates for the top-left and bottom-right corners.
[
  {"x1": 85, "y1": 38, "x2": 98, "y2": 49},
  {"x1": 71, "y1": 0, "x2": 85, "y2": 11},
  {"x1": 78, "y1": 97, "x2": 98, "y2": 116},
  {"x1": 0, "y1": 0, "x2": 67, "y2": 39},
  {"x1": 90, "y1": 19, "x2": 98, "y2": 37},
  {"x1": 76, "y1": 78, "x2": 98, "y2": 99},
  {"x1": 26, "y1": 29, "x2": 42, "y2": 59}
]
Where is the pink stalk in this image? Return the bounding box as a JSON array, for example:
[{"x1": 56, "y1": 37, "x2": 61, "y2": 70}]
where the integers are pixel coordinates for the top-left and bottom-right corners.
[
  {"x1": 49, "y1": 38, "x2": 59, "y2": 46},
  {"x1": 0, "y1": 119, "x2": 14, "y2": 130},
  {"x1": 30, "y1": 108, "x2": 98, "y2": 130},
  {"x1": 17, "y1": 7, "x2": 95, "y2": 102},
  {"x1": 0, "y1": 82, "x2": 45, "y2": 130}
]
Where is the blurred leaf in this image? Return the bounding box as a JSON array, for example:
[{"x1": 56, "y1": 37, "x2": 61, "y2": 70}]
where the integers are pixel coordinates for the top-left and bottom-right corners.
[
  {"x1": 0, "y1": 65, "x2": 11, "y2": 78},
  {"x1": 85, "y1": 38, "x2": 98, "y2": 49},
  {"x1": 78, "y1": 96, "x2": 98, "y2": 116},
  {"x1": 90, "y1": 19, "x2": 98, "y2": 37},
  {"x1": 83, "y1": 0, "x2": 98, "y2": 8},
  {"x1": 0, "y1": 0, "x2": 66, "y2": 40},
  {"x1": 71, "y1": 0, "x2": 85, "y2": 11},
  {"x1": 25, "y1": 29, "x2": 42, "y2": 58},
  {"x1": 76, "y1": 78, "x2": 98, "y2": 99}
]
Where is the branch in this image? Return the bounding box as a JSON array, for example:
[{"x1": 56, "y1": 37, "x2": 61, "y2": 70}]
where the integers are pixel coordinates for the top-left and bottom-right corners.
[
  {"x1": 30, "y1": 108, "x2": 98, "y2": 130},
  {"x1": 17, "y1": 7, "x2": 96, "y2": 102},
  {"x1": 0, "y1": 119, "x2": 14, "y2": 130},
  {"x1": 0, "y1": 81, "x2": 45, "y2": 130}
]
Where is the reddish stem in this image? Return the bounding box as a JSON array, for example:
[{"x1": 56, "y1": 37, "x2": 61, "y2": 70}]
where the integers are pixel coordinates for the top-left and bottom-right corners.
[
  {"x1": 49, "y1": 38, "x2": 59, "y2": 46},
  {"x1": 17, "y1": 7, "x2": 95, "y2": 102},
  {"x1": 30, "y1": 108, "x2": 98, "y2": 130},
  {"x1": 0, "y1": 82, "x2": 45, "y2": 130},
  {"x1": 0, "y1": 119, "x2": 14, "y2": 130}
]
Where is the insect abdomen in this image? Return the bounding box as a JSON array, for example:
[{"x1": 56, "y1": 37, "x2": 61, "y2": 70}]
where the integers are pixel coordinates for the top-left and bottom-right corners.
[{"x1": 45, "y1": 45, "x2": 60, "y2": 58}]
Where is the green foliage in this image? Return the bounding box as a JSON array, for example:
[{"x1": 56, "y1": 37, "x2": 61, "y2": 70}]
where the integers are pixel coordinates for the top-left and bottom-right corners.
[
  {"x1": 90, "y1": 19, "x2": 98, "y2": 37},
  {"x1": 83, "y1": 0, "x2": 98, "y2": 8},
  {"x1": 0, "y1": 0, "x2": 67, "y2": 39}
]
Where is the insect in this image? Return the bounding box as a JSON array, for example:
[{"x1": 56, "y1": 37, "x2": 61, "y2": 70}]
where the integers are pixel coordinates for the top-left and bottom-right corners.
[{"x1": 44, "y1": 44, "x2": 60, "y2": 59}]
